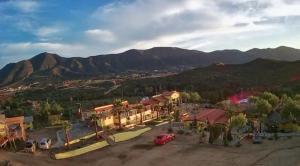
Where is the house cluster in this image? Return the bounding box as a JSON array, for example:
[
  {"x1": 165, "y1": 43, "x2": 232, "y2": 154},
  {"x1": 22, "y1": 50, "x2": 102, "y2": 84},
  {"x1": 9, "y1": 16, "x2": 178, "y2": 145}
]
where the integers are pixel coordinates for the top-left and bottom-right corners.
[{"x1": 81, "y1": 91, "x2": 181, "y2": 129}]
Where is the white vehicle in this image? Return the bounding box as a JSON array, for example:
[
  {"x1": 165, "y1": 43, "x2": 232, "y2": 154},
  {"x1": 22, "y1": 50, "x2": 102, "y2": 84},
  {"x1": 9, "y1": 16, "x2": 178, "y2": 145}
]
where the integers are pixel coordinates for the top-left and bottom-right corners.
[
  {"x1": 39, "y1": 138, "x2": 52, "y2": 150},
  {"x1": 24, "y1": 139, "x2": 37, "y2": 153}
]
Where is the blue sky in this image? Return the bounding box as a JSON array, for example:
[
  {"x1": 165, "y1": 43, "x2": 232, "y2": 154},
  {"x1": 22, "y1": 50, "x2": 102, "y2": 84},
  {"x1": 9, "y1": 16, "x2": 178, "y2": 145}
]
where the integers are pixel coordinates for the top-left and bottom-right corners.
[{"x1": 0, "y1": 0, "x2": 300, "y2": 68}]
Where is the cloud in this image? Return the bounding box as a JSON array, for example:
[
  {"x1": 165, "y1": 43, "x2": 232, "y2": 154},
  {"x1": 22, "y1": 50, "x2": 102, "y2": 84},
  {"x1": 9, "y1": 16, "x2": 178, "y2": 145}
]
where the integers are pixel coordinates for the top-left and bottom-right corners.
[
  {"x1": 0, "y1": 0, "x2": 39, "y2": 13},
  {"x1": 13, "y1": 0, "x2": 39, "y2": 13},
  {"x1": 89, "y1": 0, "x2": 300, "y2": 52},
  {"x1": 34, "y1": 26, "x2": 65, "y2": 40},
  {"x1": 85, "y1": 29, "x2": 116, "y2": 43},
  {"x1": 1, "y1": 0, "x2": 300, "y2": 68}
]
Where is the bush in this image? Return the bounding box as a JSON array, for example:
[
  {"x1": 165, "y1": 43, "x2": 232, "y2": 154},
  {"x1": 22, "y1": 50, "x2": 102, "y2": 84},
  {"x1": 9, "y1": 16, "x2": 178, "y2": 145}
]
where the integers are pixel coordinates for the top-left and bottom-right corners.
[{"x1": 279, "y1": 123, "x2": 300, "y2": 132}]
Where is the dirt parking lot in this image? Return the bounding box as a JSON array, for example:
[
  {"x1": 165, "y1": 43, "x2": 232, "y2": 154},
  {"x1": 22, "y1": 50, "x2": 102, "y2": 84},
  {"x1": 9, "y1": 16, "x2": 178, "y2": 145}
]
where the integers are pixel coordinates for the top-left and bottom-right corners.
[{"x1": 1, "y1": 124, "x2": 300, "y2": 166}]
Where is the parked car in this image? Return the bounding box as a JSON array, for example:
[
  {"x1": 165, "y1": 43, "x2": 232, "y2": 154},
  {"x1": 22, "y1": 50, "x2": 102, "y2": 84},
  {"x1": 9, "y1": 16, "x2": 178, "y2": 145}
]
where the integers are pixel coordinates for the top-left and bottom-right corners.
[
  {"x1": 39, "y1": 138, "x2": 52, "y2": 150},
  {"x1": 24, "y1": 139, "x2": 37, "y2": 153},
  {"x1": 154, "y1": 133, "x2": 175, "y2": 145}
]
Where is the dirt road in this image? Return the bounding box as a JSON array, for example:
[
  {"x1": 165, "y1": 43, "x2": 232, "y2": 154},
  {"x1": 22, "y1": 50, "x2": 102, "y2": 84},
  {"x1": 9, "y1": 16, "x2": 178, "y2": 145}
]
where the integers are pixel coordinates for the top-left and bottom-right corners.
[{"x1": 1, "y1": 125, "x2": 300, "y2": 166}]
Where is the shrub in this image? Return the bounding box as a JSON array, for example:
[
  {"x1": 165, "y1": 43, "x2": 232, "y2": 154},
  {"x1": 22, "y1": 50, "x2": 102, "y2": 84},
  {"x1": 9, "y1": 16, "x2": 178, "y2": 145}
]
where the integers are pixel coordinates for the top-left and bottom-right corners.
[{"x1": 279, "y1": 123, "x2": 300, "y2": 132}]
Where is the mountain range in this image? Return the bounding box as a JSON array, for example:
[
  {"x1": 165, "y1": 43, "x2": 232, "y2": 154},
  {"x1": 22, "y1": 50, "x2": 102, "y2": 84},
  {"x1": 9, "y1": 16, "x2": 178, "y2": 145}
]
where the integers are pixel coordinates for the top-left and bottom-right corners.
[
  {"x1": 1, "y1": 46, "x2": 300, "y2": 87},
  {"x1": 120, "y1": 58, "x2": 300, "y2": 102}
]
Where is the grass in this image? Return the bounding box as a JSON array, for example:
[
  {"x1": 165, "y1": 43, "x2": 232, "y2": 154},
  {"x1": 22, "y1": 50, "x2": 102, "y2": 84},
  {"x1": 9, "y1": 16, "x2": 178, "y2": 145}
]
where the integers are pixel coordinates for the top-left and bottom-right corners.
[
  {"x1": 55, "y1": 127, "x2": 151, "y2": 159},
  {"x1": 110, "y1": 127, "x2": 151, "y2": 142},
  {"x1": 55, "y1": 140, "x2": 109, "y2": 159},
  {"x1": 65, "y1": 131, "x2": 103, "y2": 146}
]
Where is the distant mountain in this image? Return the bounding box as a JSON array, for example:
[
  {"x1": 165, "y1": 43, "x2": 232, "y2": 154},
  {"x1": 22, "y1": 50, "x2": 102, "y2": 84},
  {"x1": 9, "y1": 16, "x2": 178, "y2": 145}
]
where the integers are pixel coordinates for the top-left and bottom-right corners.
[
  {"x1": 120, "y1": 58, "x2": 300, "y2": 102},
  {"x1": 1, "y1": 46, "x2": 300, "y2": 87}
]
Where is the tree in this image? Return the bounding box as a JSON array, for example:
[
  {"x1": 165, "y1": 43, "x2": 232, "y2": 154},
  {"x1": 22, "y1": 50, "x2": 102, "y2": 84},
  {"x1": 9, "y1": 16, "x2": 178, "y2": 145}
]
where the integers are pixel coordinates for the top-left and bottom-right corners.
[
  {"x1": 180, "y1": 92, "x2": 191, "y2": 103},
  {"x1": 112, "y1": 99, "x2": 124, "y2": 129},
  {"x1": 255, "y1": 99, "x2": 272, "y2": 132},
  {"x1": 219, "y1": 101, "x2": 238, "y2": 141},
  {"x1": 154, "y1": 105, "x2": 161, "y2": 120},
  {"x1": 173, "y1": 109, "x2": 181, "y2": 122},
  {"x1": 260, "y1": 92, "x2": 279, "y2": 107},
  {"x1": 281, "y1": 97, "x2": 300, "y2": 122},
  {"x1": 136, "y1": 104, "x2": 145, "y2": 124},
  {"x1": 229, "y1": 114, "x2": 247, "y2": 129},
  {"x1": 91, "y1": 114, "x2": 100, "y2": 139},
  {"x1": 51, "y1": 102, "x2": 63, "y2": 115},
  {"x1": 249, "y1": 96, "x2": 259, "y2": 104},
  {"x1": 190, "y1": 92, "x2": 201, "y2": 103},
  {"x1": 228, "y1": 114, "x2": 247, "y2": 145},
  {"x1": 62, "y1": 121, "x2": 71, "y2": 149},
  {"x1": 293, "y1": 94, "x2": 300, "y2": 103},
  {"x1": 42, "y1": 100, "x2": 51, "y2": 115},
  {"x1": 256, "y1": 99, "x2": 272, "y2": 115}
]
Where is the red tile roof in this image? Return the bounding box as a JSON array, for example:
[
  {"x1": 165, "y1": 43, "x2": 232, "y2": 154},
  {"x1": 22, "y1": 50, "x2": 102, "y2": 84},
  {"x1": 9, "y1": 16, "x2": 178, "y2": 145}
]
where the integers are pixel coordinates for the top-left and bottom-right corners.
[
  {"x1": 141, "y1": 98, "x2": 159, "y2": 106},
  {"x1": 183, "y1": 109, "x2": 228, "y2": 125},
  {"x1": 152, "y1": 95, "x2": 168, "y2": 102},
  {"x1": 94, "y1": 101, "x2": 129, "y2": 113}
]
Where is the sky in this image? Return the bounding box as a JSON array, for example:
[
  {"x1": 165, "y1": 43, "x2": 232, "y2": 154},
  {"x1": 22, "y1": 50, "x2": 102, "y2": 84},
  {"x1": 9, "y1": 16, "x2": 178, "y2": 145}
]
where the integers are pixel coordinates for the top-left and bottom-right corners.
[{"x1": 0, "y1": 0, "x2": 300, "y2": 68}]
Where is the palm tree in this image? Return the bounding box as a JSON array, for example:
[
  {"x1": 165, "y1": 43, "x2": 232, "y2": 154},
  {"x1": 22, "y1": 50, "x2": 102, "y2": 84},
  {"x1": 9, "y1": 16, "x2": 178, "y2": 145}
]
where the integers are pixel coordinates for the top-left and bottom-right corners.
[
  {"x1": 136, "y1": 104, "x2": 145, "y2": 124},
  {"x1": 113, "y1": 99, "x2": 124, "y2": 129},
  {"x1": 167, "y1": 100, "x2": 173, "y2": 115},
  {"x1": 219, "y1": 101, "x2": 235, "y2": 141},
  {"x1": 62, "y1": 121, "x2": 71, "y2": 149},
  {"x1": 91, "y1": 114, "x2": 100, "y2": 139},
  {"x1": 224, "y1": 104, "x2": 234, "y2": 122},
  {"x1": 154, "y1": 105, "x2": 160, "y2": 120}
]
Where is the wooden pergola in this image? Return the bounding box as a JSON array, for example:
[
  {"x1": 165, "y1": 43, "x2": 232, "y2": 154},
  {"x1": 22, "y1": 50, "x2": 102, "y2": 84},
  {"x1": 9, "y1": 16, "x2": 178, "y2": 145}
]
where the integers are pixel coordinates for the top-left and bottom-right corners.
[{"x1": 4, "y1": 116, "x2": 26, "y2": 142}]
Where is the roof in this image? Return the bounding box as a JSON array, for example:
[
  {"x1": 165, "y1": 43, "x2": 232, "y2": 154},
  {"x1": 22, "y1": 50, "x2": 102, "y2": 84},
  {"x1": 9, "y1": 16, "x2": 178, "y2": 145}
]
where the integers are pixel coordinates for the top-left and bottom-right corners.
[
  {"x1": 94, "y1": 104, "x2": 114, "y2": 113},
  {"x1": 183, "y1": 109, "x2": 228, "y2": 125},
  {"x1": 94, "y1": 101, "x2": 129, "y2": 114},
  {"x1": 162, "y1": 91, "x2": 176, "y2": 96},
  {"x1": 152, "y1": 95, "x2": 168, "y2": 102},
  {"x1": 141, "y1": 98, "x2": 159, "y2": 106}
]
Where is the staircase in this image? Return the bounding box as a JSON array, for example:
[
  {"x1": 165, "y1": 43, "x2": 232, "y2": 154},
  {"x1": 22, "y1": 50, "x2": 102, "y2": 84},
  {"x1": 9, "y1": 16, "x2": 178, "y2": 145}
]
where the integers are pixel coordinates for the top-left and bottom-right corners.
[{"x1": 0, "y1": 137, "x2": 8, "y2": 148}]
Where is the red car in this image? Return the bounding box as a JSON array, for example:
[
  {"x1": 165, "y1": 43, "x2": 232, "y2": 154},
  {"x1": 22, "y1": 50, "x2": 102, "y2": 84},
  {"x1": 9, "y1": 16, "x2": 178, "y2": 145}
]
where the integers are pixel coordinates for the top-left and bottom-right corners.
[{"x1": 154, "y1": 133, "x2": 175, "y2": 145}]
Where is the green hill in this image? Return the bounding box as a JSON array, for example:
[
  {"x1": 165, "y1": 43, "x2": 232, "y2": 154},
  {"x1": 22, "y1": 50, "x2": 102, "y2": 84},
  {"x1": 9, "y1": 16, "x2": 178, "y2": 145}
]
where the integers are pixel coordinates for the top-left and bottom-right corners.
[{"x1": 119, "y1": 59, "x2": 300, "y2": 102}]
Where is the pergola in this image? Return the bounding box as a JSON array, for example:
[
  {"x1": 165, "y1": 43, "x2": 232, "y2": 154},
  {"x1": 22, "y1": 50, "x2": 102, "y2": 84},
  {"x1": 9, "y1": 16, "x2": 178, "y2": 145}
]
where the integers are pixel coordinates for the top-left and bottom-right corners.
[{"x1": 5, "y1": 116, "x2": 26, "y2": 141}]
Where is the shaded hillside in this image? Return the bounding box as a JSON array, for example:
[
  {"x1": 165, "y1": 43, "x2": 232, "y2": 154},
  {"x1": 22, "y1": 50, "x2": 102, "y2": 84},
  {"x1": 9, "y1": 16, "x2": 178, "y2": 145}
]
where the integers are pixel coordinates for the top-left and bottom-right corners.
[
  {"x1": 120, "y1": 59, "x2": 300, "y2": 102},
  {"x1": 1, "y1": 46, "x2": 300, "y2": 87}
]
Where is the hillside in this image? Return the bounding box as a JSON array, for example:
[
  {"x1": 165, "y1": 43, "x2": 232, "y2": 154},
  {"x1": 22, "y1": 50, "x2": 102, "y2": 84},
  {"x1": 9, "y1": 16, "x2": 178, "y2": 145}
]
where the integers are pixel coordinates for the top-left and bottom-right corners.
[
  {"x1": 1, "y1": 46, "x2": 300, "y2": 87},
  {"x1": 120, "y1": 58, "x2": 300, "y2": 102}
]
